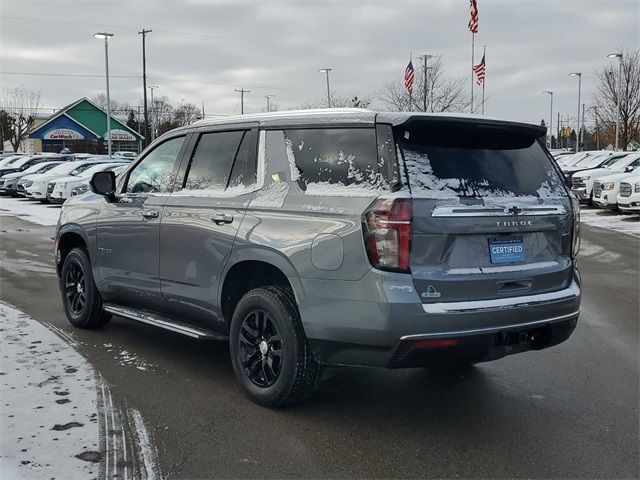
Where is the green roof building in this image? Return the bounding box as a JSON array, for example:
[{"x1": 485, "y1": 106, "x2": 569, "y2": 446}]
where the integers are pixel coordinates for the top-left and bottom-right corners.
[{"x1": 29, "y1": 97, "x2": 143, "y2": 154}]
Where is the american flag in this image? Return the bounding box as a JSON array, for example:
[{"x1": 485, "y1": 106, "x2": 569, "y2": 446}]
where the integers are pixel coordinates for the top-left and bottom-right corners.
[
  {"x1": 468, "y1": 0, "x2": 479, "y2": 33},
  {"x1": 473, "y1": 53, "x2": 485, "y2": 85},
  {"x1": 404, "y1": 60, "x2": 415, "y2": 94}
]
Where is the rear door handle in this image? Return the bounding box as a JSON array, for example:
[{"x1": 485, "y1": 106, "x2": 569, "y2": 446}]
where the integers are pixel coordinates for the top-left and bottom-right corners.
[
  {"x1": 210, "y1": 213, "x2": 234, "y2": 225},
  {"x1": 141, "y1": 209, "x2": 159, "y2": 219}
]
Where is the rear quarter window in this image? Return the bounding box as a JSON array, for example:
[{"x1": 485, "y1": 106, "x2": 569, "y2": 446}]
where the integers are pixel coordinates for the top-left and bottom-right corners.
[{"x1": 283, "y1": 128, "x2": 394, "y2": 191}]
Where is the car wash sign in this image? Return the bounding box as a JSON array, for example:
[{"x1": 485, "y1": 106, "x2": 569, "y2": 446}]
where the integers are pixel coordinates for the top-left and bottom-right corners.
[
  {"x1": 44, "y1": 129, "x2": 85, "y2": 140},
  {"x1": 109, "y1": 129, "x2": 136, "y2": 141}
]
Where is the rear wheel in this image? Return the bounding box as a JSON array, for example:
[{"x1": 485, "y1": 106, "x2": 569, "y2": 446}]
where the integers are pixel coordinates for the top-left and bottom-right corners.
[
  {"x1": 60, "y1": 247, "x2": 110, "y2": 329},
  {"x1": 229, "y1": 287, "x2": 321, "y2": 408}
]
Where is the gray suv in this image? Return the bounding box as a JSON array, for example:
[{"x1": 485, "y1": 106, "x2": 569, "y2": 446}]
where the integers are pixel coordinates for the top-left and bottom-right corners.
[{"x1": 55, "y1": 110, "x2": 581, "y2": 407}]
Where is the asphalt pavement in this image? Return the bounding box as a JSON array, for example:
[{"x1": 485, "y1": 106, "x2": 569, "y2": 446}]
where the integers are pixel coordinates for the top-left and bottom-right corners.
[{"x1": 0, "y1": 213, "x2": 638, "y2": 479}]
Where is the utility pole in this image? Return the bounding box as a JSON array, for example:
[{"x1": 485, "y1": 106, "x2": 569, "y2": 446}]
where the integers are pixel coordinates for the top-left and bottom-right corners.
[
  {"x1": 235, "y1": 89, "x2": 250, "y2": 114},
  {"x1": 265, "y1": 95, "x2": 275, "y2": 113},
  {"x1": 557, "y1": 112, "x2": 560, "y2": 149},
  {"x1": 607, "y1": 53, "x2": 623, "y2": 150},
  {"x1": 417, "y1": 55, "x2": 432, "y2": 112},
  {"x1": 138, "y1": 28, "x2": 152, "y2": 148},
  {"x1": 593, "y1": 106, "x2": 600, "y2": 150},
  {"x1": 543, "y1": 91, "x2": 553, "y2": 148}
]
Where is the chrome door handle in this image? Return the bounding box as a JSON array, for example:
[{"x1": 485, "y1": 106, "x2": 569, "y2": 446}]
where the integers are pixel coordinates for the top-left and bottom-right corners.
[
  {"x1": 210, "y1": 213, "x2": 234, "y2": 225},
  {"x1": 141, "y1": 209, "x2": 159, "y2": 219}
]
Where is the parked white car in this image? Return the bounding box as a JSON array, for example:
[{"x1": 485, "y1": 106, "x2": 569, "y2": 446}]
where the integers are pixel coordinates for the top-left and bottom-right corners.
[
  {"x1": 592, "y1": 170, "x2": 639, "y2": 210},
  {"x1": 571, "y1": 153, "x2": 640, "y2": 202},
  {"x1": 1, "y1": 161, "x2": 64, "y2": 196},
  {"x1": 47, "y1": 162, "x2": 128, "y2": 203},
  {"x1": 26, "y1": 160, "x2": 115, "y2": 202},
  {"x1": 617, "y1": 175, "x2": 640, "y2": 214},
  {"x1": 71, "y1": 165, "x2": 128, "y2": 196}
]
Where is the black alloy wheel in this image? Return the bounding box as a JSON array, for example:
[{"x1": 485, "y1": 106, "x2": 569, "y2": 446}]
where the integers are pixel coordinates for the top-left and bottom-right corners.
[
  {"x1": 64, "y1": 260, "x2": 87, "y2": 315},
  {"x1": 59, "y1": 247, "x2": 111, "y2": 329},
  {"x1": 239, "y1": 309, "x2": 282, "y2": 388}
]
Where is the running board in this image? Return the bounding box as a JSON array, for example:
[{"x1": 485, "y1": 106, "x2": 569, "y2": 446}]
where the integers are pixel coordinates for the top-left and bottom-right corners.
[{"x1": 104, "y1": 304, "x2": 228, "y2": 340}]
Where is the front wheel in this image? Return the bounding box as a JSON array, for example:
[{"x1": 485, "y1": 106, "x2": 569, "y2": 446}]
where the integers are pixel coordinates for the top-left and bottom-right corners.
[
  {"x1": 229, "y1": 287, "x2": 321, "y2": 408},
  {"x1": 60, "y1": 247, "x2": 110, "y2": 329}
]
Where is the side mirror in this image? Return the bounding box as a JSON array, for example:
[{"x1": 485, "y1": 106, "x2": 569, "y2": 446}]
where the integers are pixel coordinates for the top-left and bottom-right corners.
[
  {"x1": 625, "y1": 165, "x2": 635, "y2": 173},
  {"x1": 90, "y1": 171, "x2": 116, "y2": 201}
]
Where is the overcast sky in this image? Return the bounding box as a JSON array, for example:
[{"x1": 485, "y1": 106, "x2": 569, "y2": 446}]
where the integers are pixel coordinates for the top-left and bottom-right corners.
[{"x1": 1, "y1": 0, "x2": 638, "y2": 127}]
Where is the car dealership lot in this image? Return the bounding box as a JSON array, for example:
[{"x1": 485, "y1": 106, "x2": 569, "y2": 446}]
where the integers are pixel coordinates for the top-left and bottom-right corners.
[{"x1": 0, "y1": 200, "x2": 638, "y2": 478}]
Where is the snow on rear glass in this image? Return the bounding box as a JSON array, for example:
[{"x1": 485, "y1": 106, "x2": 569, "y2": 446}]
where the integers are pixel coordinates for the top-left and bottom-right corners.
[{"x1": 399, "y1": 125, "x2": 565, "y2": 199}]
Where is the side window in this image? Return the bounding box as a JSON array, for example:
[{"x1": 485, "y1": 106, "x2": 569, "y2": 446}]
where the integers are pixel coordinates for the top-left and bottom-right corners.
[
  {"x1": 125, "y1": 136, "x2": 184, "y2": 193},
  {"x1": 283, "y1": 128, "x2": 386, "y2": 187},
  {"x1": 228, "y1": 129, "x2": 258, "y2": 189},
  {"x1": 182, "y1": 130, "x2": 245, "y2": 191}
]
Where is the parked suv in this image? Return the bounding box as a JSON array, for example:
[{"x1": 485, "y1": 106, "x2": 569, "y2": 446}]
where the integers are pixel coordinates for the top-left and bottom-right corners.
[{"x1": 55, "y1": 110, "x2": 581, "y2": 407}]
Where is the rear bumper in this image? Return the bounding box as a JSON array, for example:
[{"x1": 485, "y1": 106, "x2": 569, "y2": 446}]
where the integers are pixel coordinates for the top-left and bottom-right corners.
[{"x1": 300, "y1": 268, "x2": 581, "y2": 367}]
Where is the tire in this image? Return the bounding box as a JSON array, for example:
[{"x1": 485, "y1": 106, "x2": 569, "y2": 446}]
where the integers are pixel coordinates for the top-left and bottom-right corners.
[
  {"x1": 60, "y1": 247, "x2": 110, "y2": 329},
  {"x1": 229, "y1": 286, "x2": 321, "y2": 408}
]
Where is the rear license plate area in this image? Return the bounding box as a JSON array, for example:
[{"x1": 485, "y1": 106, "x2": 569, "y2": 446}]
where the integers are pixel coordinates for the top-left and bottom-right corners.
[{"x1": 489, "y1": 236, "x2": 525, "y2": 264}]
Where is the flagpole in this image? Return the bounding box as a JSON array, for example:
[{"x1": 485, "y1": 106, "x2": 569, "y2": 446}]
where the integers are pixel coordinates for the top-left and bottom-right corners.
[
  {"x1": 471, "y1": 32, "x2": 475, "y2": 113},
  {"x1": 481, "y1": 45, "x2": 486, "y2": 114}
]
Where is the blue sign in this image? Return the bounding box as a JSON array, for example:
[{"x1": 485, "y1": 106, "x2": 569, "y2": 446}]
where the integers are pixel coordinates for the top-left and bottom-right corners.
[{"x1": 489, "y1": 240, "x2": 525, "y2": 264}]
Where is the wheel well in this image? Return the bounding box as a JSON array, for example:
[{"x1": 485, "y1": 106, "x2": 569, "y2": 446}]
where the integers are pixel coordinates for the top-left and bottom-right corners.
[
  {"x1": 221, "y1": 261, "x2": 293, "y2": 326},
  {"x1": 56, "y1": 232, "x2": 87, "y2": 274}
]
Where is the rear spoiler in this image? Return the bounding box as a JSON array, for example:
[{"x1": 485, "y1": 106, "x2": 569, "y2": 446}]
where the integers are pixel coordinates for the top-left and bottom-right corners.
[{"x1": 376, "y1": 113, "x2": 547, "y2": 139}]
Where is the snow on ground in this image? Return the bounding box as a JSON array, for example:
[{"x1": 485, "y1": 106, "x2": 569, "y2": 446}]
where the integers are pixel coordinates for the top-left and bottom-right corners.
[
  {"x1": 0, "y1": 303, "x2": 161, "y2": 479},
  {"x1": 0, "y1": 302, "x2": 100, "y2": 479},
  {"x1": 0, "y1": 197, "x2": 61, "y2": 226},
  {"x1": 580, "y1": 205, "x2": 640, "y2": 238}
]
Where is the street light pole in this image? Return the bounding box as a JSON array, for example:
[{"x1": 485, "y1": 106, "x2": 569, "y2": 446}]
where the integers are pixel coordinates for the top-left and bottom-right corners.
[
  {"x1": 138, "y1": 28, "x2": 152, "y2": 148},
  {"x1": 543, "y1": 91, "x2": 553, "y2": 148},
  {"x1": 94, "y1": 32, "x2": 114, "y2": 159},
  {"x1": 607, "y1": 53, "x2": 623, "y2": 150},
  {"x1": 319, "y1": 68, "x2": 332, "y2": 108},
  {"x1": 148, "y1": 85, "x2": 158, "y2": 141},
  {"x1": 265, "y1": 95, "x2": 275, "y2": 113},
  {"x1": 569, "y1": 72, "x2": 582, "y2": 152}
]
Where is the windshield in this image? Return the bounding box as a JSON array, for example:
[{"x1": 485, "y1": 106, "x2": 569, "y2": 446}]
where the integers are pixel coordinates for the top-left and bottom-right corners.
[
  {"x1": 603, "y1": 154, "x2": 633, "y2": 169},
  {"x1": 45, "y1": 162, "x2": 91, "y2": 176},
  {"x1": 22, "y1": 162, "x2": 57, "y2": 174},
  {"x1": 573, "y1": 153, "x2": 609, "y2": 169},
  {"x1": 396, "y1": 122, "x2": 566, "y2": 198},
  {"x1": 79, "y1": 163, "x2": 125, "y2": 178}
]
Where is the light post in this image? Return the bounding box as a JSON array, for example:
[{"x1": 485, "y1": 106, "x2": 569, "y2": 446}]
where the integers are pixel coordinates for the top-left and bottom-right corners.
[
  {"x1": 569, "y1": 72, "x2": 582, "y2": 152},
  {"x1": 265, "y1": 95, "x2": 275, "y2": 113},
  {"x1": 543, "y1": 91, "x2": 553, "y2": 148},
  {"x1": 607, "y1": 53, "x2": 623, "y2": 150},
  {"x1": 148, "y1": 85, "x2": 158, "y2": 141},
  {"x1": 94, "y1": 32, "x2": 114, "y2": 158},
  {"x1": 318, "y1": 68, "x2": 332, "y2": 108}
]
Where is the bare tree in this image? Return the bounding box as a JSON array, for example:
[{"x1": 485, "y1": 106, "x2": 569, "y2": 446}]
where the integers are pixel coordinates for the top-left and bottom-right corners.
[
  {"x1": 378, "y1": 56, "x2": 471, "y2": 113},
  {"x1": 173, "y1": 103, "x2": 203, "y2": 127},
  {"x1": 0, "y1": 87, "x2": 41, "y2": 152},
  {"x1": 297, "y1": 92, "x2": 373, "y2": 110},
  {"x1": 591, "y1": 49, "x2": 640, "y2": 150},
  {"x1": 91, "y1": 94, "x2": 132, "y2": 114}
]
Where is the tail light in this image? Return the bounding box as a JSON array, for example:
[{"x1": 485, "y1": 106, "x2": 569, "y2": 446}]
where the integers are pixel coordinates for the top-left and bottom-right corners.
[
  {"x1": 571, "y1": 196, "x2": 581, "y2": 257},
  {"x1": 363, "y1": 198, "x2": 412, "y2": 273}
]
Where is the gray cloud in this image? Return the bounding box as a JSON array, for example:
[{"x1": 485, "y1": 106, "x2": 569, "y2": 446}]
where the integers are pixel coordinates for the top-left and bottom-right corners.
[{"x1": 1, "y1": 0, "x2": 638, "y2": 125}]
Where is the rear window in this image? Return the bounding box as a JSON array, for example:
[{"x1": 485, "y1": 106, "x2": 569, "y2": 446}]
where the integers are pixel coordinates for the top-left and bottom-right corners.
[
  {"x1": 396, "y1": 122, "x2": 566, "y2": 198},
  {"x1": 283, "y1": 128, "x2": 395, "y2": 189}
]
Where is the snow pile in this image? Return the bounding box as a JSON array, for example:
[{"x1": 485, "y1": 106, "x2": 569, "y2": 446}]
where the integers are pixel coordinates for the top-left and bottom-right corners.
[
  {"x1": 0, "y1": 302, "x2": 100, "y2": 478},
  {"x1": 0, "y1": 198, "x2": 61, "y2": 226}
]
